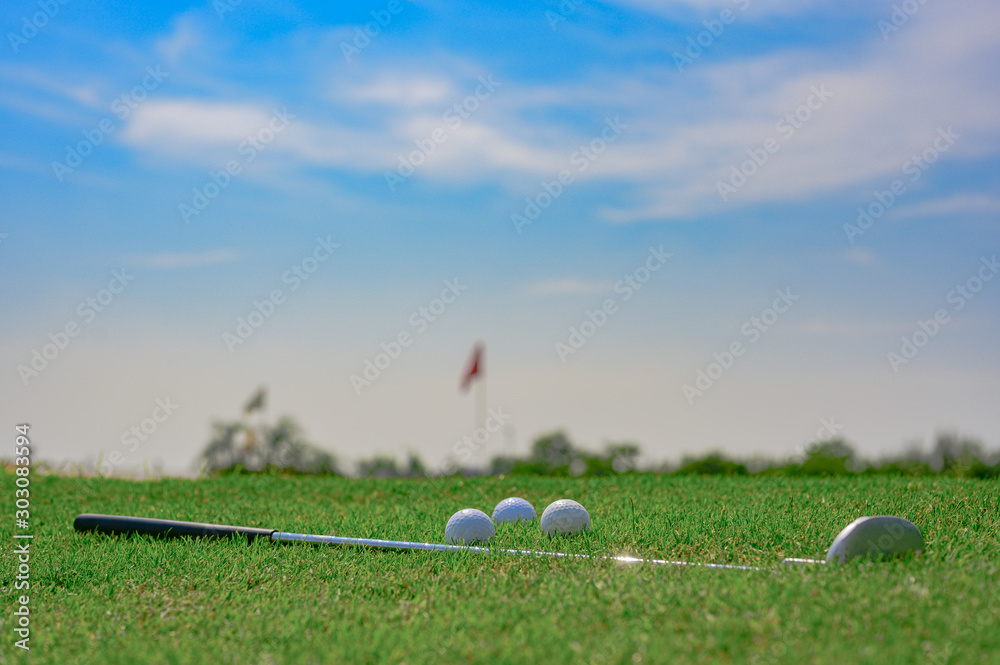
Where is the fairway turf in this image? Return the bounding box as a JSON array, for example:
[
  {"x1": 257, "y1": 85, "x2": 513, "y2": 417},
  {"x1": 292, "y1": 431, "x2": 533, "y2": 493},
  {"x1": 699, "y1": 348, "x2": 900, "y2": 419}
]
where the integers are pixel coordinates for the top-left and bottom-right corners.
[{"x1": 2, "y1": 473, "x2": 998, "y2": 664}]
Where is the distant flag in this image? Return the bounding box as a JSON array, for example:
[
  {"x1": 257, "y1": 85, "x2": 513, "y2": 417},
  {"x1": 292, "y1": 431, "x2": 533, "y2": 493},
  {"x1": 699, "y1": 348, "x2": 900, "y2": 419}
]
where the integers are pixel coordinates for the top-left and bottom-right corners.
[
  {"x1": 243, "y1": 386, "x2": 267, "y2": 416},
  {"x1": 460, "y1": 343, "x2": 484, "y2": 392}
]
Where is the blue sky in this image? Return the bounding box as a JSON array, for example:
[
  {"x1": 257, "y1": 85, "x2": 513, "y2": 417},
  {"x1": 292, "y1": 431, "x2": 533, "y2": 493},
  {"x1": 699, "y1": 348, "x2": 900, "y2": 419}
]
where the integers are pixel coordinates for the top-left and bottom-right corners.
[{"x1": 2, "y1": 0, "x2": 999, "y2": 473}]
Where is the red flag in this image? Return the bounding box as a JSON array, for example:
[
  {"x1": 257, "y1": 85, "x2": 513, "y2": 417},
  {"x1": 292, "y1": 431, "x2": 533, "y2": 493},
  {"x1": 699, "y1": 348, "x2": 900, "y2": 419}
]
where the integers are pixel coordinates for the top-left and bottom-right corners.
[{"x1": 460, "y1": 343, "x2": 484, "y2": 391}]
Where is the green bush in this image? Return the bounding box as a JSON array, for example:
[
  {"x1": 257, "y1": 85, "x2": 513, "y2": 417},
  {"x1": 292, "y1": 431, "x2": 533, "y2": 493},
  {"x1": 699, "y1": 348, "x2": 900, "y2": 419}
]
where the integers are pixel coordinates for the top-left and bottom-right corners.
[{"x1": 676, "y1": 454, "x2": 749, "y2": 476}]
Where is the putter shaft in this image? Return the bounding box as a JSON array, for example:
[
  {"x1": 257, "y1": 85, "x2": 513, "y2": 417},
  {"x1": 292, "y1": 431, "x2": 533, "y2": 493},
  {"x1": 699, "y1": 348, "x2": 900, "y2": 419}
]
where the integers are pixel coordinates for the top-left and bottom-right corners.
[{"x1": 74, "y1": 513, "x2": 764, "y2": 571}]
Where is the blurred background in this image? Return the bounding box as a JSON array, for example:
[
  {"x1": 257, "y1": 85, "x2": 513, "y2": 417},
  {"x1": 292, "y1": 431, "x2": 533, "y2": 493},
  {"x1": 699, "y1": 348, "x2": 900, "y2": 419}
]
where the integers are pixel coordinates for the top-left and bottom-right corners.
[{"x1": 1, "y1": 0, "x2": 998, "y2": 476}]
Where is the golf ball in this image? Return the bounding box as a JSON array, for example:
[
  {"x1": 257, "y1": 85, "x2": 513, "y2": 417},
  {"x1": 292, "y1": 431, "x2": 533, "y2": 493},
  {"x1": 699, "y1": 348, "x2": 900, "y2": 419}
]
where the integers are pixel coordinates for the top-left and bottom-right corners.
[
  {"x1": 540, "y1": 499, "x2": 590, "y2": 536},
  {"x1": 444, "y1": 508, "x2": 495, "y2": 544},
  {"x1": 492, "y1": 497, "x2": 536, "y2": 524}
]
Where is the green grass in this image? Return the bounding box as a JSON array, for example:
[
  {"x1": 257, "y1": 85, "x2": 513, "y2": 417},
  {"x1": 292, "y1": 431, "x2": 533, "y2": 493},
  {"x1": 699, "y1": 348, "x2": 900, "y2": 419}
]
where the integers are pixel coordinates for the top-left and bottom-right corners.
[{"x1": 2, "y1": 473, "x2": 998, "y2": 664}]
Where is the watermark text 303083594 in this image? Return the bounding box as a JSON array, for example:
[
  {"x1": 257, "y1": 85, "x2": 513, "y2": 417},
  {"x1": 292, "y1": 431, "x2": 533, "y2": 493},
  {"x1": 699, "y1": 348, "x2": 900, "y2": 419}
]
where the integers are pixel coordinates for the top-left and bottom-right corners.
[{"x1": 13, "y1": 423, "x2": 34, "y2": 651}]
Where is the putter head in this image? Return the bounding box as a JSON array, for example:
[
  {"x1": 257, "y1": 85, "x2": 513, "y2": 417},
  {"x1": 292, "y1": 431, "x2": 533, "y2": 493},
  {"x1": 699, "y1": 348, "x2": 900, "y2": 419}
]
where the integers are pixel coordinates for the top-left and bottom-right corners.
[{"x1": 825, "y1": 516, "x2": 923, "y2": 564}]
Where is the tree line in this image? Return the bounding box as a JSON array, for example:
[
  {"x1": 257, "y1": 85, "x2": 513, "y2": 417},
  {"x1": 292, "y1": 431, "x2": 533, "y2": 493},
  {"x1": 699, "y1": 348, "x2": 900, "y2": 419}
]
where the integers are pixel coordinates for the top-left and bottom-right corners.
[{"x1": 199, "y1": 413, "x2": 999, "y2": 480}]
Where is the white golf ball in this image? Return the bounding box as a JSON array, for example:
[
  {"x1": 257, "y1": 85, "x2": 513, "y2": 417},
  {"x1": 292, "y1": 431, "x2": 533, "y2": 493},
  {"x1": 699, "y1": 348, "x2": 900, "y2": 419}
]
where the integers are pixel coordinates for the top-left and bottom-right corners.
[
  {"x1": 444, "y1": 508, "x2": 495, "y2": 544},
  {"x1": 492, "y1": 497, "x2": 536, "y2": 524},
  {"x1": 540, "y1": 499, "x2": 590, "y2": 536}
]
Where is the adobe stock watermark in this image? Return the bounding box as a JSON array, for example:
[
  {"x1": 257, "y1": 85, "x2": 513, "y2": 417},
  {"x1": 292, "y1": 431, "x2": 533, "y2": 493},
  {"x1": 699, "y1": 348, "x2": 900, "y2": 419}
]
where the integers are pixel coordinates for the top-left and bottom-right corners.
[
  {"x1": 887, "y1": 255, "x2": 997, "y2": 372},
  {"x1": 512, "y1": 115, "x2": 627, "y2": 234},
  {"x1": 924, "y1": 586, "x2": 1000, "y2": 665},
  {"x1": 99, "y1": 398, "x2": 179, "y2": 476},
  {"x1": 672, "y1": 0, "x2": 750, "y2": 71},
  {"x1": 440, "y1": 406, "x2": 512, "y2": 474},
  {"x1": 350, "y1": 278, "x2": 467, "y2": 394},
  {"x1": 545, "y1": 0, "x2": 582, "y2": 30},
  {"x1": 717, "y1": 84, "x2": 833, "y2": 201},
  {"x1": 844, "y1": 126, "x2": 959, "y2": 245},
  {"x1": 179, "y1": 107, "x2": 294, "y2": 224},
  {"x1": 555, "y1": 246, "x2": 671, "y2": 362},
  {"x1": 212, "y1": 0, "x2": 244, "y2": 19},
  {"x1": 223, "y1": 236, "x2": 340, "y2": 352},
  {"x1": 682, "y1": 288, "x2": 799, "y2": 405},
  {"x1": 51, "y1": 65, "x2": 169, "y2": 182},
  {"x1": 611, "y1": 449, "x2": 639, "y2": 473},
  {"x1": 7, "y1": 0, "x2": 70, "y2": 54},
  {"x1": 12, "y1": 424, "x2": 33, "y2": 651},
  {"x1": 878, "y1": 0, "x2": 929, "y2": 40},
  {"x1": 340, "y1": 0, "x2": 406, "y2": 63},
  {"x1": 384, "y1": 74, "x2": 501, "y2": 192},
  {"x1": 17, "y1": 269, "x2": 135, "y2": 386},
  {"x1": 792, "y1": 416, "x2": 844, "y2": 460}
]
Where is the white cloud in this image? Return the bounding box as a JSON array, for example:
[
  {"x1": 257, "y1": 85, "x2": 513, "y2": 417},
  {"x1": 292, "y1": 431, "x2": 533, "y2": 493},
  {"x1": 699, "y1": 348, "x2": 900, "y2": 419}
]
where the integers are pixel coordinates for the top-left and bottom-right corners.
[
  {"x1": 127, "y1": 249, "x2": 239, "y2": 268},
  {"x1": 116, "y1": 96, "x2": 560, "y2": 176},
  {"x1": 0, "y1": 63, "x2": 102, "y2": 109},
  {"x1": 111, "y1": 1, "x2": 1000, "y2": 219},
  {"x1": 891, "y1": 194, "x2": 1000, "y2": 220},
  {"x1": 154, "y1": 14, "x2": 204, "y2": 65},
  {"x1": 528, "y1": 278, "x2": 614, "y2": 296},
  {"x1": 122, "y1": 100, "x2": 275, "y2": 146},
  {"x1": 118, "y1": 100, "x2": 348, "y2": 172},
  {"x1": 594, "y1": 2, "x2": 1000, "y2": 220},
  {"x1": 0, "y1": 93, "x2": 87, "y2": 126},
  {"x1": 839, "y1": 247, "x2": 877, "y2": 266},
  {"x1": 610, "y1": 0, "x2": 833, "y2": 18},
  {"x1": 339, "y1": 75, "x2": 458, "y2": 107}
]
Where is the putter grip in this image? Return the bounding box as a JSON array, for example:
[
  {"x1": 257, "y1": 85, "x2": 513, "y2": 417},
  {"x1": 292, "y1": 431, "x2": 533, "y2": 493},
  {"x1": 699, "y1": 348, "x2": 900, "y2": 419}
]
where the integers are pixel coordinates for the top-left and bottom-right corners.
[{"x1": 74, "y1": 513, "x2": 275, "y2": 542}]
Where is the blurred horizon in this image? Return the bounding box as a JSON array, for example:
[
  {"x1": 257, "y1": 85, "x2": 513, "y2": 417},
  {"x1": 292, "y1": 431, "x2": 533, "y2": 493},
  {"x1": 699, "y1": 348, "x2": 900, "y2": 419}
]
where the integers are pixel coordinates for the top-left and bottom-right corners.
[{"x1": 2, "y1": 0, "x2": 999, "y2": 475}]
